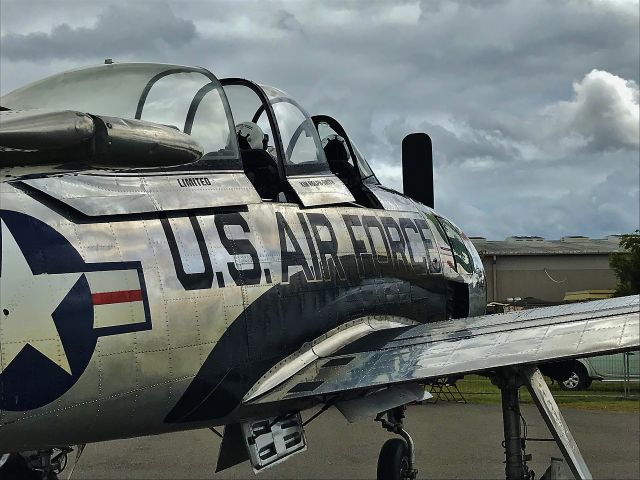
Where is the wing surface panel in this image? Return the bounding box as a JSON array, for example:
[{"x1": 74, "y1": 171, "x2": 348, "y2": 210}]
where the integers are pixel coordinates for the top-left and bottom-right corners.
[{"x1": 248, "y1": 296, "x2": 639, "y2": 405}]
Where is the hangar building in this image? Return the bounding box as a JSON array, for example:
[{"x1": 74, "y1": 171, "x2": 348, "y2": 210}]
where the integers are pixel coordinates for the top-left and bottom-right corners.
[{"x1": 470, "y1": 236, "x2": 623, "y2": 303}]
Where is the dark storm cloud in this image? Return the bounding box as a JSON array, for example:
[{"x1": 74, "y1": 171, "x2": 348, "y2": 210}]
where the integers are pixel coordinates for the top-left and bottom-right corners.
[
  {"x1": 1, "y1": 2, "x2": 196, "y2": 60},
  {"x1": 1, "y1": 0, "x2": 638, "y2": 239}
]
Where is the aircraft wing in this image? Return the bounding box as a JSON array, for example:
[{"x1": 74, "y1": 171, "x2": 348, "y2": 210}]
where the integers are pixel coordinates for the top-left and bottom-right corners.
[{"x1": 244, "y1": 295, "x2": 639, "y2": 406}]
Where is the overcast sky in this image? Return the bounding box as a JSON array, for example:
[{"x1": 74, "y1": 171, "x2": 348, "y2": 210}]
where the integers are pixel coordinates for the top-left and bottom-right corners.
[{"x1": 1, "y1": 0, "x2": 638, "y2": 239}]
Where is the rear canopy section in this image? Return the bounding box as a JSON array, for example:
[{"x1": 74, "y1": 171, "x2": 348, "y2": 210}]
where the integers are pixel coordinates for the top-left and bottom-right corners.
[{"x1": 0, "y1": 63, "x2": 240, "y2": 169}]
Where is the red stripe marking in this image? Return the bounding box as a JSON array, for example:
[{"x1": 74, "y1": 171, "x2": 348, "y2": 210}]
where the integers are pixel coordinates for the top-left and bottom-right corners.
[{"x1": 92, "y1": 290, "x2": 142, "y2": 305}]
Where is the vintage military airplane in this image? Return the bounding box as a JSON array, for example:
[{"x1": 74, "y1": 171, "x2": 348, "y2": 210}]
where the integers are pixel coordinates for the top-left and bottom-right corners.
[{"x1": 0, "y1": 62, "x2": 638, "y2": 480}]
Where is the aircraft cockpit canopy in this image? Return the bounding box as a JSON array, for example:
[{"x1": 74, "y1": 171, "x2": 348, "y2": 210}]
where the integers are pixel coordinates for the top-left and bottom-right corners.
[
  {"x1": 1, "y1": 62, "x2": 379, "y2": 207},
  {"x1": 221, "y1": 81, "x2": 331, "y2": 176},
  {"x1": 259, "y1": 85, "x2": 329, "y2": 174},
  {"x1": 0, "y1": 63, "x2": 240, "y2": 168}
]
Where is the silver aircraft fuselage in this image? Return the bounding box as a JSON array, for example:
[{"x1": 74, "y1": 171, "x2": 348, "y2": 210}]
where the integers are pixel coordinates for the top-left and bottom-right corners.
[
  {"x1": 0, "y1": 166, "x2": 486, "y2": 451},
  {"x1": 0, "y1": 62, "x2": 486, "y2": 454}
]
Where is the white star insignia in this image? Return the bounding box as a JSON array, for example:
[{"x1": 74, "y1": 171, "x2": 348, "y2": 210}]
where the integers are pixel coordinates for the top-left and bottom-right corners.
[{"x1": 0, "y1": 219, "x2": 82, "y2": 375}]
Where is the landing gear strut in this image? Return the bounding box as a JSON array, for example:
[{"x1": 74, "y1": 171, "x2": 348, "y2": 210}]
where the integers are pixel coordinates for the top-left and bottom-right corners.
[
  {"x1": 375, "y1": 406, "x2": 417, "y2": 480},
  {"x1": 492, "y1": 370, "x2": 534, "y2": 480},
  {"x1": 494, "y1": 366, "x2": 593, "y2": 480}
]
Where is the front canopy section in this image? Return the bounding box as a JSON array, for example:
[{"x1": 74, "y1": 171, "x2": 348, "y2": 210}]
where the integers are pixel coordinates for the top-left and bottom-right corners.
[
  {"x1": 259, "y1": 85, "x2": 330, "y2": 176},
  {"x1": 221, "y1": 79, "x2": 354, "y2": 205},
  {"x1": 1, "y1": 63, "x2": 240, "y2": 169}
]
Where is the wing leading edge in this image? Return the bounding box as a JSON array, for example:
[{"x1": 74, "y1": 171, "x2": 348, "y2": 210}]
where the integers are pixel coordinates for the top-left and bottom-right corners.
[{"x1": 246, "y1": 295, "x2": 639, "y2": 405}]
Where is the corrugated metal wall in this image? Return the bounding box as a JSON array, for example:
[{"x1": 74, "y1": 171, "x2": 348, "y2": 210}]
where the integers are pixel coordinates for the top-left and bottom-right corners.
[{"x1": 481, "y1": 254, "x2": 616, "y2": 302}]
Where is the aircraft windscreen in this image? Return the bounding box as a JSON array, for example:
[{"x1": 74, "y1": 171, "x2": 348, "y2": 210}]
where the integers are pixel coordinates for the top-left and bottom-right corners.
[
  {"x1": 351, "y1": 141, "x2": 378, "y2": 182},
  {"x1": 0, "y1": 63, "x2": 239, "y2": 165}
]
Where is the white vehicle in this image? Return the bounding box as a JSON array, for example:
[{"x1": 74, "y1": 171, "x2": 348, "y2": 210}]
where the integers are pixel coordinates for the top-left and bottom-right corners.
[{"x1": 560, "y1": 352, "x2": 640, "y2": 390}]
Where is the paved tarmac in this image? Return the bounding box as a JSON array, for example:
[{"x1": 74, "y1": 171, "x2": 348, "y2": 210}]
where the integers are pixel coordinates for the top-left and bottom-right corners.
[{"x1": 73, "y1": 403, "x2": 639, "y2": 479}]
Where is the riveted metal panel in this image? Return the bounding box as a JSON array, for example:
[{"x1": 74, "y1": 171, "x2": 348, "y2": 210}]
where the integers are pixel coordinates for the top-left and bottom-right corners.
[
  {"x1": 21, "y1": 170, "x2": 262, "y2": 216},
  {"x1": 287, "y1": 174, "x2": 354, "y2": 207},
  {"x1": 366, "y1": 184, "x2": 416, "y2": 212}
]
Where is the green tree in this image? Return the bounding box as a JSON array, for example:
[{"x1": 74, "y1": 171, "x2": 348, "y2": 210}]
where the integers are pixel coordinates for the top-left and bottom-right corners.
[{"x1": 609, "y1": 231, "x2": 640, "y2": 296}]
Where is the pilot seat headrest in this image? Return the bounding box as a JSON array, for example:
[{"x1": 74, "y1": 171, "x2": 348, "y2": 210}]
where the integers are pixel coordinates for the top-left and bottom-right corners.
[
  {"x1": 236, "y1": 121, "x2": 268, "y2": 150},
  {"x1": 322, "y1": 134, "x2": 350, "y2": 164}
]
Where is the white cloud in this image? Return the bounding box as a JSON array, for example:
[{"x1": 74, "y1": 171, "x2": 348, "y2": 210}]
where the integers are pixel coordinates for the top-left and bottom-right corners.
[
  {"x1": 543, "y1": 70, "x2": 639, "y2": 151},
  {"x1": 589, "y1": 0, "x2": 640, "y2": 16}
]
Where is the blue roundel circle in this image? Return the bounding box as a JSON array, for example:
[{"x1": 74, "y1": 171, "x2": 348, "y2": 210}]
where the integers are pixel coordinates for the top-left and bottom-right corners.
[{"x1": 0, "y1": 210, "x2": 98, "y2": 411}]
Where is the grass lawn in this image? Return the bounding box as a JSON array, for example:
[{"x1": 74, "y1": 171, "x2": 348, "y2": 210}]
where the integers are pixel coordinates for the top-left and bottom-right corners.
[{"x1": 444, "y1": 375, "x2": 640, "y2": 413}]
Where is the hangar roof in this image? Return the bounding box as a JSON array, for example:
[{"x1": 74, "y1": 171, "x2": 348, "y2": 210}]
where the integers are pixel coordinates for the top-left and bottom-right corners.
[{"x1": 469, "y1": 235, "x2": 624, "y2": 256}]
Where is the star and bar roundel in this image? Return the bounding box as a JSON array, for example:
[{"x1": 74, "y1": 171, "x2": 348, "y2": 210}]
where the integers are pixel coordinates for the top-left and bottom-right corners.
[{"x1": 0, "y1": 210, "x2": 151, "y2": 411}]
